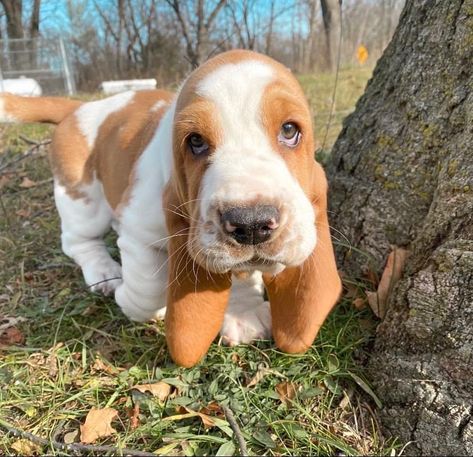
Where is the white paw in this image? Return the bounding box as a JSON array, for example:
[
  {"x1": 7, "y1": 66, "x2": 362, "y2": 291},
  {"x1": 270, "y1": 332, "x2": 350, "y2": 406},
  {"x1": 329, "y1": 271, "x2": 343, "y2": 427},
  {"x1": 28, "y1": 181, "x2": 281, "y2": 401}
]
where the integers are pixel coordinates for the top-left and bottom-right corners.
[
  {"x1": 220, "y1": 301, "x2": 272, "y2": 346},
  {"x1": 154, "y1": 306, "x2": 167, "y2": 320},
  {"x1": 83, "y1": 257, "x2": 123, "y2": 296},
  {"x1": 114, "y1": 284, "x2": 165, "y2": 322}
]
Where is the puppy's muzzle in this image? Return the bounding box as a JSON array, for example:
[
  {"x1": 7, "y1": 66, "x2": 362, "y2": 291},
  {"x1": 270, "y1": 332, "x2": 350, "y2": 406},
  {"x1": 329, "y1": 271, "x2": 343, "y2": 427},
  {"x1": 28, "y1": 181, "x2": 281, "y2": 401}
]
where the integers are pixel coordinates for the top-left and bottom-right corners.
[{"x1": 220, "y1": 205, "x2": 280, "y2": 245}]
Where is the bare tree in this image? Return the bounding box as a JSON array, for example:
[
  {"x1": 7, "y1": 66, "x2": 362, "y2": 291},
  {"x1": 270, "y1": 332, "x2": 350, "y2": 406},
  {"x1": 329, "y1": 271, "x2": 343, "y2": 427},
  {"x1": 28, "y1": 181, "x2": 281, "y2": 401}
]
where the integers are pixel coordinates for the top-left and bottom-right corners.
[
  {"x1": 166, "y1": 0, "x2": 227, "y2": 67},
  {"x1": 320, "y1": 0, "x2": 341, "y2": 70}
]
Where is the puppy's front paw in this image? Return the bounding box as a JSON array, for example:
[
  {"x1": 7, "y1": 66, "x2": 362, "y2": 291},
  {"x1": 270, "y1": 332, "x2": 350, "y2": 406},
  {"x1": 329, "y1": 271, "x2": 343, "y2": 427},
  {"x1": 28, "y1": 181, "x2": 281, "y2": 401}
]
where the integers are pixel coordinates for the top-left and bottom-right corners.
[
  {"x1": 220, "y1": 301, "x2": 272, "y2": 346},
  {"x1": 115, "y1": 283, "x2": 162, "y2": 322},
  {"x1": 83, "y1": 258, "x2": 122, "y2": 296}
]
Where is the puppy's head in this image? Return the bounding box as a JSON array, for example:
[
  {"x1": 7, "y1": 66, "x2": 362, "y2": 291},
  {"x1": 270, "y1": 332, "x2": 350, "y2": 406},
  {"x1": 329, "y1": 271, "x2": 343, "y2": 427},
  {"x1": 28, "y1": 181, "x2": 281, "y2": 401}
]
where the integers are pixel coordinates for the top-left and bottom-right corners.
[{"x1": 166, "y1": 50, "x2": 320, "y2": 275}]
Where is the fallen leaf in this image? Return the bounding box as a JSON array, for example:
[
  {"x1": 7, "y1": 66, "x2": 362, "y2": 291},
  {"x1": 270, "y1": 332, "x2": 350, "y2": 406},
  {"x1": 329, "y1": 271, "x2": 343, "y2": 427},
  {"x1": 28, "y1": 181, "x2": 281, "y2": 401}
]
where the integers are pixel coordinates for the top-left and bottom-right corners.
[
  {"x1": 0, "y1": 175, "x2": 11, "y2": 190},
  {"x1": 127, "y1": 403, "x2": 140, "y2": 429},
  {"x1": 247, "y1": 366, "x2": 270, "y2": 388},
  {"x1": 91, "y1": 357, "x2": 119, "y2": 375},
  {"x1": 366, "y1": 247, "x2": 410, "y2": 318},
  {"x1": 200, "y1": 401, "x2": 224, "y2": 417},
  {"x1": 79, "y1": 407, "x2": 118, "y2": 444},
  {"x1": 131, "y1": 381, "x2": 172, "y2": 402},
  {"x1": 275, "y1": 382, "x2": 297, "y2": 405},
  {"x1": 47, "y1": 352, "x2": 58, "y2": 378},
  {"x1": 0, "y1": 316, "x2": 27, "y2": 331},
  {"x1": 11, "y1": 438, "x2": 41, "y2": 454},
  {"x1": 63, "y1": 430, "x2": 79, "y2": 444},
  {"x1": 352, "y1": 297, "x2": 367, "y2": 310},
  {"x1": 15, "y1": 208, "x2": 31, "y2": 218},
  {"x1": 0, "y1": 327, "x2": 25, "y2": 345},
  {"x1": 19, "y1": 177, "x2": 36, "y2": 188},
  {"x1": 163, "y1": 406, "x2": 217, "y2": 429},
  {"x1": 47, "y1": 343, "x2": 63, "y2": 378}
]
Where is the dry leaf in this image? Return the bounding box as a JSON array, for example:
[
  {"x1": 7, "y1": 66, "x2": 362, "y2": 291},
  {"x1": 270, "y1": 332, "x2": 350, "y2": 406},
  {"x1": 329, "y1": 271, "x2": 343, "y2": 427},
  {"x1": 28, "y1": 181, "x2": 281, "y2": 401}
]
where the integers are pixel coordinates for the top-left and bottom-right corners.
[
  {"x1": 47, "y1": 352, "x2": 58, "y2": 378},
  {"x1": 80, "y1": 407, "x2": 118, "y2": 444},
  {"x1": 92, "y1": 357, "x2": 119, "y2": 375},
  {"x1": 63, "y1": 430, "x2": 79, "y2": 444},
  {"x1": 163, "y1": 406, "x2": 216, "y2": 429},
  {"x1": 11, "y1": 439, "x2": 41, "y2": 454},
  {"x1": 15, "y1": 208, "x2": 31, "y2": 218},
  {"x1": 352, "y1": 297, "x2": 367, "y2": 310},
  {"x1": 19, "y1": 177, "x2": 36, "y2": 188},
  {"x1": 0, "y1": 327, "x2": 25, "y2": 345},
  {"x1": 0, "y1": 175, "x2": 11, "y2": 190},
  {"x1": 275, "y1": 382, "x2": 297, "y2": 405},
  {"x1": 247, "y1": 364, "x2": 271, "y2": 388},
  {"x1": 367, "y1": 247, "x2": 410, "y2": 319},
  {"x1": 0, "y1": 316, "x2": 27, "y2": 331},
  {"x1": 131, "y1": 381, "x2": 172, "y2": 402},
  {"x1": 200, "y1": 401, "x2": 224, "y2": 417},
  {"x1": 127, "y1": 403, "x2": 140, "y2": 429},
  {"x1": 46, "y1": 342, "x2": 63, "y2": 378}
]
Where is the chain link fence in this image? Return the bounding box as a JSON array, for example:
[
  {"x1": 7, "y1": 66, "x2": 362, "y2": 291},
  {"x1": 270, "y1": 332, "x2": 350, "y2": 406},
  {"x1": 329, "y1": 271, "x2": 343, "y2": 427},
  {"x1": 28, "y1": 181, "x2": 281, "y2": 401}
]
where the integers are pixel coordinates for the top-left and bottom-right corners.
[{"x1": 0, "y1": 37, "x2": 75, "y2": 95}]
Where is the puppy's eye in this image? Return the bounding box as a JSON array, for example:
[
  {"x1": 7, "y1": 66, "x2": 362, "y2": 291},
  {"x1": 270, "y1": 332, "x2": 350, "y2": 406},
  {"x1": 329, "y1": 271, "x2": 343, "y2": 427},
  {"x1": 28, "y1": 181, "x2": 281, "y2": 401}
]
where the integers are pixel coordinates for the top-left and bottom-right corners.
[
  {"x1": 278, "y1": 122, "x2": 301, "y2": 148},
  {"x1": 188, "y1": 133, "x2": 210, "y2": 155}
]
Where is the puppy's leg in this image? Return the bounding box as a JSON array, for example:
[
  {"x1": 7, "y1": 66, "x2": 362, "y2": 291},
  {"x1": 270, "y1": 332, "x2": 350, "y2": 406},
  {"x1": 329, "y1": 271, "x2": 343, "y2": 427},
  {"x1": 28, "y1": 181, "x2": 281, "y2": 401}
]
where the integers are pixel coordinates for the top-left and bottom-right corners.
[
  {"x1": 54, "y1": 180, "x2": 122, "y2": 295},
  {"x1": 220, "y1": 271, "x2": 272, "y2": 346},
  {"x1": 114, "y1": 233, "x2": 167, "y2": 322}
]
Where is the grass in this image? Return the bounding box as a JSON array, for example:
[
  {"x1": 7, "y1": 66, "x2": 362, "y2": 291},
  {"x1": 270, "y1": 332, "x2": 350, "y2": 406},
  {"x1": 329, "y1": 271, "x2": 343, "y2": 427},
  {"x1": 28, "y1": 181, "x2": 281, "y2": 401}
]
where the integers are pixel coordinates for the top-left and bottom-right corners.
[{"x1": 0, "y1": 66, "x2": 401, "y2": 456}]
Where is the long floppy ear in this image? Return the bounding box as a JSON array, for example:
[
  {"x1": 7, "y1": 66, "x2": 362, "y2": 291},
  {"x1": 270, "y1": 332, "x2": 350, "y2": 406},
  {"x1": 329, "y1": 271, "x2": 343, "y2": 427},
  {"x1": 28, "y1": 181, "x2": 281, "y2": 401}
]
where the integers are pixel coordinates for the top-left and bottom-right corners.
[
  {"x1": 263, "y1": 162, "x2": 342, "y2": 354},
  {"x1": 163, "y1": 182, "x2": 232, "y2": 367}
]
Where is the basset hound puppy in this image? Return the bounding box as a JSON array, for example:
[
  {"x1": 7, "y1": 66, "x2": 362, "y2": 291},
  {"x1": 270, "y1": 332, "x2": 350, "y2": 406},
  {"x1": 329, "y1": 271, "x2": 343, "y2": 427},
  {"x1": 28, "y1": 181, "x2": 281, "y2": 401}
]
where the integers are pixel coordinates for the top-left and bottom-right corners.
[{"x1": 0, "y1": 50, "x2": 341, "y2": 367}]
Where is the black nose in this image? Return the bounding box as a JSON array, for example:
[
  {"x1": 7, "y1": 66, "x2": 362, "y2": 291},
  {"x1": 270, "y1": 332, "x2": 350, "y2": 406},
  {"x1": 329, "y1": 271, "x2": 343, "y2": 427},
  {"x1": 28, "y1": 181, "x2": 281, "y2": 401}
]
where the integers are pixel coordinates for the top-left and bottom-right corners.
[{"x1": 221, "y1": 205, "x2": 280, "y2": 245}]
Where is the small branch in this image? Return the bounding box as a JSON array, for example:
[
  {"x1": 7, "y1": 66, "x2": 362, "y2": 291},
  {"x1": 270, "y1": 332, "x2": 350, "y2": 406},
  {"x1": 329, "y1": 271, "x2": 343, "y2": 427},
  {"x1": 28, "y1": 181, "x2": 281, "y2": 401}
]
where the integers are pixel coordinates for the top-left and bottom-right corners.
[
  {"x1": 0, "y1": 417, "x2": 157, "y2": 457},
  {"x1": 86, "y1": 276, "x2": 122, "y2": 290},
  {"x1": 221, "y1": 405, "x2": 248, "y2": 456},
  {"x1": 0, "y1": 139, "x2": 50, "y2": 175},
  {"x1": 19, "y1": 136, "x2": 50, "y2": 146},
  {"x1": 37, "y1": 262, "x2": 76, "y2": 271}
]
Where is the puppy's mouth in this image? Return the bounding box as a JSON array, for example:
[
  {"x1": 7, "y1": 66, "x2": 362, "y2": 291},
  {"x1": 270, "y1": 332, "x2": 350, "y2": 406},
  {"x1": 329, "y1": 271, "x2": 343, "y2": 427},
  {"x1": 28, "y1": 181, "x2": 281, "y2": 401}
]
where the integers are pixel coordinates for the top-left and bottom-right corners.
[
  {"x1": 192, "y1": 246, "x2": 286, "y2": 274},
  {"x1": 231, "y1": 256, "x2": 285, "y2": 274}
]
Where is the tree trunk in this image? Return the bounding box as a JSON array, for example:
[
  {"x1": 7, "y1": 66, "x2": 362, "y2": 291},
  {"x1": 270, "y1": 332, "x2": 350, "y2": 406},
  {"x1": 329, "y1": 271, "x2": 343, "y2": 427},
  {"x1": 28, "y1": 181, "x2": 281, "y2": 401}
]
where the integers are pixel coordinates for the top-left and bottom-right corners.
[
  {"x1": 326, "y1": 0, "x2": 473, "y2": 454},
  {"x1": 320, "y1": 0, "x2": 341, "y2": 71}
]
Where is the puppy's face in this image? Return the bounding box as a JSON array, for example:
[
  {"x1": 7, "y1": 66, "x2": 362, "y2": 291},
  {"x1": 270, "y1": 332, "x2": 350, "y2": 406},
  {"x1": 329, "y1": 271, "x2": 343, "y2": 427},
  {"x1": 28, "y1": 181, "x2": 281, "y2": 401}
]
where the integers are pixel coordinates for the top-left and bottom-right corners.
[{"x1": 169, "y1": 51, "x2": 318, "y2": 275}]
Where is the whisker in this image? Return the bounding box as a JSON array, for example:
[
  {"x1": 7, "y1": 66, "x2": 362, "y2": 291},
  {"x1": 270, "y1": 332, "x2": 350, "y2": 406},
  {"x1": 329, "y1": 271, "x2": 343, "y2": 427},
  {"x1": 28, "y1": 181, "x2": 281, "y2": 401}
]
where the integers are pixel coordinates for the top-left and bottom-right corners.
[
  {"x1": 152, "y1": 241, "x2": 188, "y2": 278},
  {"x1": 147, "y1": 227, "x2": 191, "y2": 248}
]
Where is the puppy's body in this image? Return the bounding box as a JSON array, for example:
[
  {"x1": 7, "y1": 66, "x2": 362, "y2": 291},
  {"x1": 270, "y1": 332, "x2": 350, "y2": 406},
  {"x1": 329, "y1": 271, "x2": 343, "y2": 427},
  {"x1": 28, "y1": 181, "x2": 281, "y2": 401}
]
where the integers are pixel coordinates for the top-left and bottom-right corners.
[
  {"x1": 1, "y1": 50, "x2": 341, "y2": 366},
  {"x1": 1, "y1": 74, "x2": 270, "y2": 343}
]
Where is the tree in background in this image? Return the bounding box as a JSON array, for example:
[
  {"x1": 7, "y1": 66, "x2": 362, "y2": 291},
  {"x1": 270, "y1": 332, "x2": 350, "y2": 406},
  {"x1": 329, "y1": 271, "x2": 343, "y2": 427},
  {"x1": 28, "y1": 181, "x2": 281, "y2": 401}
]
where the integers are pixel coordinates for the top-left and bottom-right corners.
[
  {"x1": 166, "y1": 0, "x2": 226, "y2": 67},
  {"x1": 327, "y1": 0, "x2": 472, "y2": 453},
  {"x1": 0, "y1": 0, "x2": 41, "y2": 67},
  {"x1": 320, "y1": 0, "x2": 341, "y2": 71}
]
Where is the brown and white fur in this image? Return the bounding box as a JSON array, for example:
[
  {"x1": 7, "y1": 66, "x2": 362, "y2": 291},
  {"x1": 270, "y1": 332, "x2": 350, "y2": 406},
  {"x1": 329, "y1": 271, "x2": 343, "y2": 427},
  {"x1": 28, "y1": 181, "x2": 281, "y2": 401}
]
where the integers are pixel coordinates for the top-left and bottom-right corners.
[{"x1": 0, "y1": 50, "x2": 341, "y2": 367}]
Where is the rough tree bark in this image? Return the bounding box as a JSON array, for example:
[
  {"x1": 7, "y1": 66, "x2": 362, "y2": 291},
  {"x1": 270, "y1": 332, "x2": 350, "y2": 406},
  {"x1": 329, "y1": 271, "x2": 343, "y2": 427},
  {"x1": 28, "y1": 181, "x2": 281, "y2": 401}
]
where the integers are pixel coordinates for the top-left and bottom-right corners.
[{"x1": 326, "y1": 0, "x2": 472, "y2": 454}]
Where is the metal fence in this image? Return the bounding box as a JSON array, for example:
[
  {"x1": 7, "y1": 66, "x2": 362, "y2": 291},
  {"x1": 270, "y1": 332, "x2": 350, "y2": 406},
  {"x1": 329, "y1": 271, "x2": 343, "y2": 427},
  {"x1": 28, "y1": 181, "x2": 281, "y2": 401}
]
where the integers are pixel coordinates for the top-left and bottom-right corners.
[{"x1": 0, "y1": 37, "x2": 75, "y2": 95}]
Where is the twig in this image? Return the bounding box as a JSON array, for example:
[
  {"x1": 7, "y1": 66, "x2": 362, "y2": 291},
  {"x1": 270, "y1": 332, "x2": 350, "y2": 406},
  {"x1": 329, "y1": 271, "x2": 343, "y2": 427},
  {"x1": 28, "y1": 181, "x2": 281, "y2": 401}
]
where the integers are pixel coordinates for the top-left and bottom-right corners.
[
  {"x1": 221, "y1": 404, "x2": 248, "y2": 456},
  {"x1": 37, "y1": 262, "x2": 76, "y2": 271},
  {"x1": 86, "y1": 276, "x2": 122, "y2": 290},
  {"x1": 0, "y1": 139, "x2": 50, "y2": 174},
  {"x1": 19, "y1": 135, "x2": 51, "y2": 146},
  {"x1": 0, "y1": 417, "x2": 157, "y2": 457}
]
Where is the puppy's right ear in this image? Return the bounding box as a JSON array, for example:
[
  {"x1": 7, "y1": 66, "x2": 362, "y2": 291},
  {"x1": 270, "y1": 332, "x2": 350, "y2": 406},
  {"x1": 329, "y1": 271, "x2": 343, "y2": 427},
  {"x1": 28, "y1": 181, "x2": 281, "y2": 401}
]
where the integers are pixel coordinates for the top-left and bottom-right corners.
[{"x1": 162, "y1": 182, "x2": 232, "y2": 368}]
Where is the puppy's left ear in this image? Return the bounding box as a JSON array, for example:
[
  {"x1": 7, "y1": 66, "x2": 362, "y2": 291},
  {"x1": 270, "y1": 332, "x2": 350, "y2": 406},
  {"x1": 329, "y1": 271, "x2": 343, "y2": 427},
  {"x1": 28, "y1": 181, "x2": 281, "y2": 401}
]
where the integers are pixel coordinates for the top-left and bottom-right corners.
[
  {"x1": 163, "y1": 182, "x2": 232, "y2": 368},
  {"x1": 263, "y1": 161, "x2": 342, "y2": 354}
]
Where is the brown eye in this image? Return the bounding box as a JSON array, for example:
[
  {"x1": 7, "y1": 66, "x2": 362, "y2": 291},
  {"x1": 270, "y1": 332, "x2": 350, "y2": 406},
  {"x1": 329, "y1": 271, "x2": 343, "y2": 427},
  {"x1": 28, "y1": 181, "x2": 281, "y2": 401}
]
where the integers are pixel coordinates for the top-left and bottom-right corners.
[
  {"x1": 188, "y1": 133, "x2": 209, "y2": 155},
  {"x1": 278, "y1": 122, "x2": 301, "y2": 147}
]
